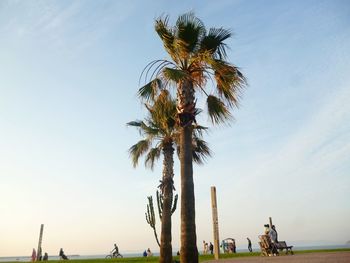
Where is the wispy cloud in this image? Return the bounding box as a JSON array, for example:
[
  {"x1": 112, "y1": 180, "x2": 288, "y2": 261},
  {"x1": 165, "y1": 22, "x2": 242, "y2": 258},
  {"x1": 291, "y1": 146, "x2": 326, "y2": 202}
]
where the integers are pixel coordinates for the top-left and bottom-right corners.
[{"x1": 0, "y1": 1, "x2": 137, "y2": 56}]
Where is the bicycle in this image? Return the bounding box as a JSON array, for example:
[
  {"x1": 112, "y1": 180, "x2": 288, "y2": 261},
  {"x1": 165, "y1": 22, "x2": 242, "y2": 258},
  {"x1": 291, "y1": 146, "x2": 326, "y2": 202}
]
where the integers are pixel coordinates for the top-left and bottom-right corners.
[{"x1": 105, "y1": 251, "x2": 123, "y2": 259}]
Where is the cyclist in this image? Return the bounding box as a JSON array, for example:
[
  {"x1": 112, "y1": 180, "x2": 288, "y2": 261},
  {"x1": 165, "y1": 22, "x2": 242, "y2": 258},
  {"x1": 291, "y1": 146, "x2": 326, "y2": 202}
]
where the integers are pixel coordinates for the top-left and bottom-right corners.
[{"x1": 111, "y1": 244, "x2": 119, "y2": 257}]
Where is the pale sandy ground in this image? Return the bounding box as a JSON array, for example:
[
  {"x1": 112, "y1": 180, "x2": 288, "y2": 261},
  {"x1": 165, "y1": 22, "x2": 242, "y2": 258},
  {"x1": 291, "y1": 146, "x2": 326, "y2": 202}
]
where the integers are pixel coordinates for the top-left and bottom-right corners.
[{"x1": 203, "y1": 252, "x2": 350, "y2": 263}]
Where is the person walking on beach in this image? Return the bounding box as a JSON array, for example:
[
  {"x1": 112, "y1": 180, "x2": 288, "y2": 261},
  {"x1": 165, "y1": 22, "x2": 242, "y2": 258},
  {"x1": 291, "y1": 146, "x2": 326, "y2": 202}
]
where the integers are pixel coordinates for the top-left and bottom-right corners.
[
  {"x1": 209, "y1": 242, "x2": 214, "y2": 254},
  {"x1": 31, "y1": 248, "x2": 37, "y2": 262},
  {"x1": 247, "y1": 237, "x2": 252, "y2": 252},
  {"x1": 203, "y1": 241, "x2": 208, "y2": 254}
]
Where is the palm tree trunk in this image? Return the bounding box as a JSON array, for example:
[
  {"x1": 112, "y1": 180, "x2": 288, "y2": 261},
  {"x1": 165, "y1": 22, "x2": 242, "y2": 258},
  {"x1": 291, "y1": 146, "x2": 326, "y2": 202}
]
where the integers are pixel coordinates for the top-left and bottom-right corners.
[
  {"x1": 160, "y1": 142, "x2": 174, "y2": 263},
  {"x1": 178, "y1": 80, "x2": 198, "y2": 263},
  {"x1": 180, "y1": 125, "x2": 197, "y2": 263}
]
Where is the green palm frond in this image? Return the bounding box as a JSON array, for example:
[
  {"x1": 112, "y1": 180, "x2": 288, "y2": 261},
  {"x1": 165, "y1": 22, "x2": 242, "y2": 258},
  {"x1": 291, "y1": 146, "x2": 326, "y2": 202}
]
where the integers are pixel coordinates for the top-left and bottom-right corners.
[
  {"x1": 138, "y1": 78, "x2": 162, "y2": 101},
  {"x1": 193, "y1": 124, "x2": 208, "y2": 138},
  {"x1": 147, "y1": 90, "x2": 177, "y2": 133},
  {"x1": 163, "y1": 67, "x2": 189, "y2": 82},
  {"x1": 175, "y1": 12, "x2": 206, "y2": 56},
  {"x1": 207, "y1": 95, "x2": 232, "y2": 124},
  {"x1": 127, "y1": 119, "x2": 160, "y2": 139},
  {"x1": 129, "y1": 139, "x2": 151, "y2": 167},
  {"x1": 208, "y1": 60, "x2": 246, "y2": 107},
  {"x1": 155, "y1": 16, "x2": 178, "y2": 63},
  {"x1": 126, "y1": 121, "x2": 142, "y2": 127},
  {"x1": 145, "y1": 146, "x2": 162, "y2": 170},
  {"x1": 200, "y1": 27, "x2": 232, "y2": 59},
  {"x1": 192, "y1": 137, "x2": 211, "y2": 165}
]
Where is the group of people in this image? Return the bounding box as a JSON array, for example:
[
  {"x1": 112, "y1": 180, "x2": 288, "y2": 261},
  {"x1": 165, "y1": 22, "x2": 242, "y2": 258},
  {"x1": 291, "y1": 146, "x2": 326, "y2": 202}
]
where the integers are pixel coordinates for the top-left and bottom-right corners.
[
  {"x1": 207, "y1": 237, "x2": 252, "y2": 254},
  {"x1": 142, "y1": 248, "x2": 153, "y2": 257},
  {"x1": 30, "y1": 248, "x2": 67, "y2": 261},
  {"x1": 221, "y1": 239, "x2": 236, "y2": 253},
  {"x1": 202, "y1": 241, "x2": 214, "y2": 254}
]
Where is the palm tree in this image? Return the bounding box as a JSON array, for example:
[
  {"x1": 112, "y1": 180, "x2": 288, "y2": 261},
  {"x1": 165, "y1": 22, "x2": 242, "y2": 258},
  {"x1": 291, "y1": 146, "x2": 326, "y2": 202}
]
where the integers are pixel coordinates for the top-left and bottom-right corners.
[
  {"x1": 128, "y1": 90, "x2": 210, "y2": 263},
  {"x1": 138, "y1": 12, "x2": 246, "y2": 262}
]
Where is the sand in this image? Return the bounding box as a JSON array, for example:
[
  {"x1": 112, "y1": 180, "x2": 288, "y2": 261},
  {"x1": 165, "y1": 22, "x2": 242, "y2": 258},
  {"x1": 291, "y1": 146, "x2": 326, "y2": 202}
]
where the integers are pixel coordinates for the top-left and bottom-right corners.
[{"x1": 203, "y1": 251, "x2": 350, "y2": 263}]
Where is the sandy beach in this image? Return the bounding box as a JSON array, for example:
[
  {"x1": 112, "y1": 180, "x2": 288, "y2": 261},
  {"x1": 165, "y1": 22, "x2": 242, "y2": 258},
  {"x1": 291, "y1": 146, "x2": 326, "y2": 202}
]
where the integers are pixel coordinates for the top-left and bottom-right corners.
[{"x1": 204, "y1": 252, "x2": 350, "y2": 263}]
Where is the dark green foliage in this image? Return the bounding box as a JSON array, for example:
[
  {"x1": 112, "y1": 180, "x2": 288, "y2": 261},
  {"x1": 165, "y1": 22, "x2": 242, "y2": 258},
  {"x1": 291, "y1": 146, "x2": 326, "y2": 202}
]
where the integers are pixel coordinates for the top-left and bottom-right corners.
[{"x1": 145, "y1": 196, "x2": 160, "y2": 247}]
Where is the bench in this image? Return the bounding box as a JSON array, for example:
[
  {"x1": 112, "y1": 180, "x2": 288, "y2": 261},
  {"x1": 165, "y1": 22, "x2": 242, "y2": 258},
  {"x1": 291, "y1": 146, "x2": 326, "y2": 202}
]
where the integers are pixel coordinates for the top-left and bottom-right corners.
[{"x1": 275, "y1": 241, "x2": 294, "y2": 254}]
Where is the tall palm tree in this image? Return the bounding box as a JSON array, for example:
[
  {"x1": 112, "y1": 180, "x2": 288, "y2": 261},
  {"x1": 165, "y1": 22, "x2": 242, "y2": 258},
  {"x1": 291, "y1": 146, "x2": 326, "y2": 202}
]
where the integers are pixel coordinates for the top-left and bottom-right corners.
[
  {"x1": 128, "y1": 90, "x2": 210, "y2": 263},
  {"x1": 138, "y1": 12, "x2": 246, "y2": 263}
]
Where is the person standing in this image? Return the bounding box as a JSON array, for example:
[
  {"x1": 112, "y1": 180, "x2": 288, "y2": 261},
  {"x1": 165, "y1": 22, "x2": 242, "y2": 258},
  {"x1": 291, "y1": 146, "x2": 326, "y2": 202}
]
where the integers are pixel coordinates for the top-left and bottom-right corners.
[
  {"x1": 209, "y1": 242, "x2": 214, "y2": 254},
  {"x1": 202, "y1": 240, "x2": 208, "y2": 254},
  {"x1": 247, "y1": 237, "x2": 252, "y2": 252},
  {"x1": 146, "y1": 248, "x2": 153, "y2": 257},
  {"x1": 31, "y1": 248, "x2": 36, "y2": 262}
]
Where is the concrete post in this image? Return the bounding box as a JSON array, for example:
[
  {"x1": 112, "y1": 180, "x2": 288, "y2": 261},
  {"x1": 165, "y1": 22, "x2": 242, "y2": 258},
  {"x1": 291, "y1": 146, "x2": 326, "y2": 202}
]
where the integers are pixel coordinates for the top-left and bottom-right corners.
[
  {"x1": 211, "y1": 186, "x2": 220, "y2": 260},
  {"x1": 36, "y1": 224, "x2": 44, "y2": 261}
]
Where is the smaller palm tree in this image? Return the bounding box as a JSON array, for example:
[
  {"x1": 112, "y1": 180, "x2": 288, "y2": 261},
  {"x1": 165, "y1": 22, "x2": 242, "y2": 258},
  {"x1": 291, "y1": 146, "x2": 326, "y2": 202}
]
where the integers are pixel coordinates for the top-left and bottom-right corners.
[{"x1": 127, "y1": 90, "x2": 210, "y2": 263}]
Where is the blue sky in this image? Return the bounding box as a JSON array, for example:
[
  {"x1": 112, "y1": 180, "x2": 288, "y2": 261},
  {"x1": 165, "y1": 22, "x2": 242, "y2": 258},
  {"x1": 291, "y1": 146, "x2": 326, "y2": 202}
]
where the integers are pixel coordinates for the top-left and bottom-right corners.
[{"x1": 0, "y1": 0, "x2": 349, "y2": 257}]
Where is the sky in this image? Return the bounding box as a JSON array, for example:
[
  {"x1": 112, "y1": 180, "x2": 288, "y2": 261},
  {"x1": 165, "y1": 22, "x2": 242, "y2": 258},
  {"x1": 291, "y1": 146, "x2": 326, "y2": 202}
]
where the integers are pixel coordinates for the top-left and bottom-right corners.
[{"x1": 0, "y1": 0, "x2": 349, "y2": 257}]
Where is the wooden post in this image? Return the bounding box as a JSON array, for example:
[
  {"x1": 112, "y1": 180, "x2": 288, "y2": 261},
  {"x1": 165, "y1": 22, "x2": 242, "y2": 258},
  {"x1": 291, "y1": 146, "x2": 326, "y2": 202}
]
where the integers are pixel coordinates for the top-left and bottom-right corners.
[
  {"x1": 211, "y1": 186, "x2": 220, "y2": 260},
  {"x1": 36, "y1": 224, "x2": 44, "y2": 261},
  {"x1": 269, "y1": 217, "x2": 273, "y2": 229}
]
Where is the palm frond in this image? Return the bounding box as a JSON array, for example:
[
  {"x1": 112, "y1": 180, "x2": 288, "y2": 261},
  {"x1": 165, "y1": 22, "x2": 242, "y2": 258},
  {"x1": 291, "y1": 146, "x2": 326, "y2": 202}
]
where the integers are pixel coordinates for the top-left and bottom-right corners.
[
  {"x1": 138, "y1": 78, "x2": 162, "y2": 101},
  {"x1": 200, "y1": 27, "x2": 232, "y2": 59},
  {"x1": 155, "y1": 16, "x2": 178, "y2": 63},
  {"x1": 192, "y1": 137, "x2": 211, "y2": 165},
  {"x1": 126, "y1": 121, "x2": 142, "y2": 127},
  {"x1": 145, "y1": 146, "x2": 162, "y2": 170},
  {"x1": 209, "y1": 60, "x2": 246, "y2": 107},
  {"x1": 140, "y1": 121, "x2": 160, "y2": 138},
  {"x1": 129, "y1": 139, "x2": 151, "y2": 167},
  {"x1": 175, "y1": 12, "x2": 206, "y2": 56},
  {"x1": 148, "y1": 90, "x2": 177, "y2": 133},
  {"x1": 193, "y1": 124, "x2": 208, "y2": 138},
  {"x1": 163, "y1": 67, "x2": 189, "y2": 82},
  {"x1": 207, "y1": 95, "x2": 232, "y2": 124}
]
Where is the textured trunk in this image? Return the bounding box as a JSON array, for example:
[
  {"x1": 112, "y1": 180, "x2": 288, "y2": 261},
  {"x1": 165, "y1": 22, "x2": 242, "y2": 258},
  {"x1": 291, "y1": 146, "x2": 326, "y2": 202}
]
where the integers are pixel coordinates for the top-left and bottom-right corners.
[
  {"x1": 159, "y1": 142, "x2": 174, "y2": 263},
  {"x1": 178, "y1": 80, "x2": 198, "y2": 263}
]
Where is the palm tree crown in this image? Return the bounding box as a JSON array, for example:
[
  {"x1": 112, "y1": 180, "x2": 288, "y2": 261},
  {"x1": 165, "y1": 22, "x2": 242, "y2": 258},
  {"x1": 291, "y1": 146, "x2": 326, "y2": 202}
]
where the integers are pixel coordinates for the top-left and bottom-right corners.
[
  {"x1": 139, "y1": 12, "x2": 246, "y2": 125},
  {"x1": 128, "y1": 90, "x2": 210, "y2": 169}
]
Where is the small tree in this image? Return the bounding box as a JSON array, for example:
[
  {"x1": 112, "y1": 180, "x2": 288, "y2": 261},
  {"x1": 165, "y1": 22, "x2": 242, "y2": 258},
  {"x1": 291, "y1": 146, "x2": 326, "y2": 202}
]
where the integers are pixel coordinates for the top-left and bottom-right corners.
[{"x1": 129, "y1": 90, "x2": 210, "y2": 263}]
